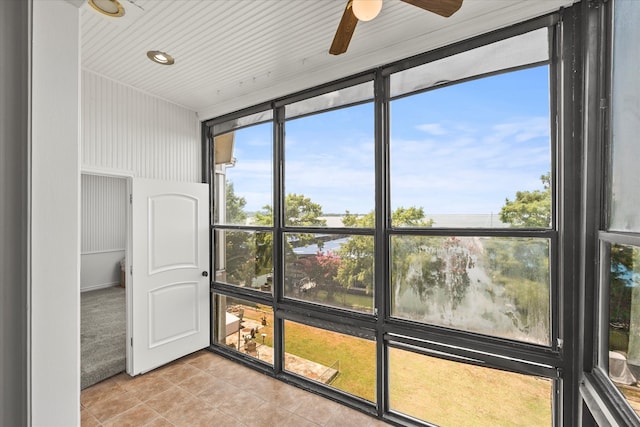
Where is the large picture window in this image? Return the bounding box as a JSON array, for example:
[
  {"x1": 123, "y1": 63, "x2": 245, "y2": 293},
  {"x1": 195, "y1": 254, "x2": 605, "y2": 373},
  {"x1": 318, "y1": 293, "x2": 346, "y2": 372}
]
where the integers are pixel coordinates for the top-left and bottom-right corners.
[{"x1": 208, "y1": 21, "x2": 561, "y2": 426}]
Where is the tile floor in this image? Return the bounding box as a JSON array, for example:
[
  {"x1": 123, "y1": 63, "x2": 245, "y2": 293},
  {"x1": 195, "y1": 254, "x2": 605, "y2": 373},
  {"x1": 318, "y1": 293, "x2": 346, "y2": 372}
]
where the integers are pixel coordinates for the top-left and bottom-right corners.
[{"x1": 81, "y1": 350, "x2": 391, "y2": 426}]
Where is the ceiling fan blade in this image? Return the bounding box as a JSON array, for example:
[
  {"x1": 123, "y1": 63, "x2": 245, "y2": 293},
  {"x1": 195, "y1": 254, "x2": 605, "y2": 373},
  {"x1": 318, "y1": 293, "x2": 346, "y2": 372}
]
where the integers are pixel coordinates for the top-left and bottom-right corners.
[
  {"x1": 330, "y1": 0, "x2": 358, "y2": 55},
  {"x1": 401, "y1": 0, "x2": 463, "y2": 17}
]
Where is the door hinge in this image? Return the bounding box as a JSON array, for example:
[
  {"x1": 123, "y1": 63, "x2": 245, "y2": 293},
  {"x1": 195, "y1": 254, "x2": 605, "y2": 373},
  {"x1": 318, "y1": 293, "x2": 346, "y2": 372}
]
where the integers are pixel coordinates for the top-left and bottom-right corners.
[
  {"x1": 130, "y1": 193, "x2": 132, "y2": 204},
  {"x1": 130, "y1": 337, "x2": 133, "y2": 347},
  {"x1": 130, "y1": 265, "x2": 133, "y2": 275}
]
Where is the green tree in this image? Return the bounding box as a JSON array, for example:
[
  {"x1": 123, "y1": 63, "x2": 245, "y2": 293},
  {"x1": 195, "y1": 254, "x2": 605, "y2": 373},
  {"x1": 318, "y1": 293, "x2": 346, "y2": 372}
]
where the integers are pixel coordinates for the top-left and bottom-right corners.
[
  {"x1": 488, "y1": 173, "x2": 552, "y2": 341},
  {"x1": 225, "y1": 181, "x2": 247, "y2": 224},
  {"x1": 335, "y1": 211, "x2": 375, "y2": 296},
  {"x1": 336, "y1": 207, "x2": 436, "y2": 298},
  {"x1": 255, "y1": 193, "x2": 327, "y2": 281},
  {"x1": 222, "y1": 182, "x2": 256, "y2": 285},
  {"x1": 500, "y1": 173, "x2": 551, "y2": 228},
  {"x1": 254, "y1": 193, "x2": 326, "y2": 227},
  {"x1": 392, "y1": 206, "x2": 433, "y2": 228}
]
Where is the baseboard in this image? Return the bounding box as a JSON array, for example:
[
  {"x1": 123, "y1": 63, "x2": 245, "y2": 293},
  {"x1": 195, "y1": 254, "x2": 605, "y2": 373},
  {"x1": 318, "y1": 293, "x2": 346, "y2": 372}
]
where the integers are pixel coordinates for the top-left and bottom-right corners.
[{"x1": 81, "y1": 282, "x2": 121, "y2": 293}]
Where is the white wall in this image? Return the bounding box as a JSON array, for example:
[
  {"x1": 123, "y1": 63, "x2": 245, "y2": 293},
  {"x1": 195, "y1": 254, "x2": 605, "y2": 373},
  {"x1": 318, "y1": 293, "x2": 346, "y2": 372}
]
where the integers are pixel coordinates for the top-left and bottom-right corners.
[
  {"x1": 82, "y1": 70, "x2": 201, "y2": 182},
  {"x1": 31, "y1": 0, "x2": 80, "y2": 425},
  {"x1": 81, "y1": 174, "x2": 126, "y2": 291},
  {"x1": 81, "y1": 251, "x2": 125, "y2": 290}
]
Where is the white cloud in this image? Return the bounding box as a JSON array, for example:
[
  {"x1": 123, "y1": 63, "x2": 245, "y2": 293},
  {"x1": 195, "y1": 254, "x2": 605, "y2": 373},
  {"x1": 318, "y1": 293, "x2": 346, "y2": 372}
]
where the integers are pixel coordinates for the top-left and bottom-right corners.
[
  {"x1": 484, "y1": 117, "x2": 549, "y2": 145},
  {"x1": 389, "y1": 116, "x2": 550, "y2": 214},
  {"x1": 416, "y1": 123, "x2": 448, "y2": 135}
]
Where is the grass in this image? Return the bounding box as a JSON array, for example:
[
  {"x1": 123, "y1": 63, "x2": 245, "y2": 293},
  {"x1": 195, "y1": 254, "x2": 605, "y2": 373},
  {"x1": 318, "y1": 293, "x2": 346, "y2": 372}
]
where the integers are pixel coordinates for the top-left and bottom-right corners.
[
  {"x1": 389, "y1": 348, "x2": 552, "y2": 427},
  {"x1": 234, "y1": 304, "x2": 552, "y2": 426},
  {"x1": 283, "y1": 320, "x2": 376, "y2": 401}
]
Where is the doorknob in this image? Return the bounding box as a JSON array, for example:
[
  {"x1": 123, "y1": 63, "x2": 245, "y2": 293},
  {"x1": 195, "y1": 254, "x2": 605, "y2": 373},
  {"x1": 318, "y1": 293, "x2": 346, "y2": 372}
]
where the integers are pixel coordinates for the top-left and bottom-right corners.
[{"x1": 202, "y1": 271, "x2": 208, "y2": 277}]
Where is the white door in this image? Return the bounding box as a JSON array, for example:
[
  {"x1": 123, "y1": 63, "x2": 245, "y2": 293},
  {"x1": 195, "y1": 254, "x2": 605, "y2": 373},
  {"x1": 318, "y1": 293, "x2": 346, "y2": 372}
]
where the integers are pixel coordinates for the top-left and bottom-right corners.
[{"x1": 130, "y1": 178, "x2": 210, "y2": 375}]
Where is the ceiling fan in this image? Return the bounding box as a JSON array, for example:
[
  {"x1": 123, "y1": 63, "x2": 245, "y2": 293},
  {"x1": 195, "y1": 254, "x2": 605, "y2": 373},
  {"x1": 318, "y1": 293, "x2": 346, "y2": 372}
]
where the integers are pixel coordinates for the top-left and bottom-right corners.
[{"x1": 329, "y1": 0, "x2": 464, "y2": 55}]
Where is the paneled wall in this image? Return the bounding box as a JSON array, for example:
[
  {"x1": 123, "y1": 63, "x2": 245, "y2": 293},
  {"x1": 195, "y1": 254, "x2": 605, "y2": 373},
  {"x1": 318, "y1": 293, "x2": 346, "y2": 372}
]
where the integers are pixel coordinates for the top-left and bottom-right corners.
[
  {"x1": 82, "y1": 70, "x2": 201, "y2": 182},
  {"x1": 81, "y1": 174, "x2": 127, "y2": 291}
]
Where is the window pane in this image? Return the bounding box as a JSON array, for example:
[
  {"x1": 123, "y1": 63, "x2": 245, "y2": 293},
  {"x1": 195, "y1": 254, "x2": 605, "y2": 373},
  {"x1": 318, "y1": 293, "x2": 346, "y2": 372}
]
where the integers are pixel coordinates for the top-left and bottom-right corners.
[
  {"x1": 390, "y1": 28, "x2": 549, "y2": 98},
  {"x1": 285, "y1": 81, "x2": 373, "y2": 118},
  {"x1": 284, "y1": 320, "x2": 376, "y2": 402},
  {"x1": 214, "y1": 122, "x2": 272, "y2": 226},
  {"x1": 391, "y1": 236, "x2": 550, "y2": 345},
  {"x1": 213, "y1": 294, "x2": 273, "y2": 365},
  {"x1": 609, "y1": 0, "x2": 640, "y2": 232},
  {"x1": 390, "y1": 66, "x2": 551, "y2": 228},
  {"x1": 214, "y1": 230, "x2": 273, "y2": 294},
  {"x1": 284, "y1": 104, "x2": 375, "y2": 225},
  {"x1": 389, "y1": 347, "x2": 553, "y2": 426},
  {"x1": 284, "y1": 232, "x2": 374, "y2": 313},
  {"x1": 607, "y1": 243, "x2": 640, "y2": 418}
]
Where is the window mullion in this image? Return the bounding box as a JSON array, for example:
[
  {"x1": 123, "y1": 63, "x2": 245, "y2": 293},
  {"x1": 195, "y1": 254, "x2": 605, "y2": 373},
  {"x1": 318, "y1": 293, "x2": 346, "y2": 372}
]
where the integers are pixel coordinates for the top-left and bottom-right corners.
[
  {"x1": 374, "y1": 68, "x2": 390, "y2": 417},
  {"x1": 272, "y1": 105, "x2": 285, "y2": 375}
]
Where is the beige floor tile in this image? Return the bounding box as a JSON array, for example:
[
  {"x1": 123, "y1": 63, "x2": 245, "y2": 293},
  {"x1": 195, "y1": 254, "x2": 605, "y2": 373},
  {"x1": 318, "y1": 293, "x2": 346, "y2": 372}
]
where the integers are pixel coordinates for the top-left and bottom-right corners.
[
  {"x1": 101, "y1": 403, "x2": 161, "y2": 427},
  {"x1": 244, "y1": 402, "x2": 295, "y2": 427},
  {"x1": 324, "y1": 404, "x2": 381, "y2": 427},
  {"x1": 196, "y1": 378, "x2": 243, "y2": 408},
  {"x1": 195, "y1": 410, "x2": 246, "y2": 427},
  {"x1": 144, "y1": 386, "x2": 198, "y2": 416},
  {"x1": 216, "y1": 388, "x2": 266, "y2": 419},
  {"x1": 283, "y1": 413, "x2": 323, "y2": 427},
  {"x1": 184, "y1": 351, "x2": 225, "y2": 371},
  {"x1": 176, "y1": 370, "x2": 218, "y2": 395},
  {"x1": 206, "y1": 358, "x2": 255, "y2": 382},
  {"x1": 162, "y1": 400, "x2": 227, "y2": 427},
  {"x1": 81, "y1": 376, "x2": 126, "y2": 408},
  {"x1": 120, "y1": 375, "x2": 174, "y2": 402},
  {"x1": 263, "y1": 383, "x2": 312, "y2": 413},
  {"x1": 293, "y1": 393, "x2": 341, "y2": 426},
  {"x1": 156, "y1": 362, "x2": 203, "y2": 384},
  {"x1": 144, "y1": 417, "x2": 175, "y2": 427},
  {"x1": 175, "y1": 349, "x2": 208, "y2": 364},
  {"x1": 81, "y1": 407, "x2": 102, "y2": 427},
  {"x1": 86, "y1": 391, "x2": 142, "y2": 423},
  {"x1": 245, "y1": 372, "x2": 286, "y2": 399}
]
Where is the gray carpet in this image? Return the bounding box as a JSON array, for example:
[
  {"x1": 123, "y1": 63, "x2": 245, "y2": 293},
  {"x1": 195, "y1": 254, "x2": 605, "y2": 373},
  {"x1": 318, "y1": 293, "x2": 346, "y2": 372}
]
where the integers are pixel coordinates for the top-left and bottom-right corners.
[{"x1": 81, "y1": 286, "x2": 126, "y2": 389}]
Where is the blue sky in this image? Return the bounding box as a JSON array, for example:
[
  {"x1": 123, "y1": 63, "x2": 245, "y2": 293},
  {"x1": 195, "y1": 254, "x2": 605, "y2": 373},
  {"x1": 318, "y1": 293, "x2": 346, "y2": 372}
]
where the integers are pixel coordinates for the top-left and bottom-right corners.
[{"x1": 225, "y1": 65, "x2": 551, "y2": 216}]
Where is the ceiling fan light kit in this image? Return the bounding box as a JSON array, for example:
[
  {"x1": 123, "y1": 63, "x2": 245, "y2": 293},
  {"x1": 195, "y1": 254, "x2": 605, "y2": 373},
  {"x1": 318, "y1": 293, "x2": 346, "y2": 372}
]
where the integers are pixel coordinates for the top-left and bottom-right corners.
[
  {"x1": 330, "y1": 0, "x2": 464, "y2": 55},
  {"x1": 352, "y1": 0, "x2": 383, "y2": 21}
]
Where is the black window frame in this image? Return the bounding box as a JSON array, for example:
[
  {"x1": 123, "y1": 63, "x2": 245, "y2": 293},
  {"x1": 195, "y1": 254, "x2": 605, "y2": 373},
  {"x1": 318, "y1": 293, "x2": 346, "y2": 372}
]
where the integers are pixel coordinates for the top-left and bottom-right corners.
[
  {"x1": 579, "y1": 0, "x2": 640, "y2": 425},
  {"x1": 203, "y1": 10, "x2": 583, "y2": 427}
]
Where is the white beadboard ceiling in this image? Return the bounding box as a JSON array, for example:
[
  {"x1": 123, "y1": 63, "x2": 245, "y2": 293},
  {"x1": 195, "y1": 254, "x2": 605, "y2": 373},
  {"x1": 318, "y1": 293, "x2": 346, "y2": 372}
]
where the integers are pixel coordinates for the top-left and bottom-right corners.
[{"x1": 80, "y1": 0, "x2": 578, "y2": 120}]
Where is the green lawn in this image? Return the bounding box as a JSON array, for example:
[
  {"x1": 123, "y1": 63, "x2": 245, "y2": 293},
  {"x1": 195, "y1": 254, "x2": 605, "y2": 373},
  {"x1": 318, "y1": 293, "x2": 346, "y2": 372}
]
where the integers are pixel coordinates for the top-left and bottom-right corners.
[
  {"x1": 236, "y1": 304, "x2": 552, "y2": 426},
  {"x1": 284, "y1": 320, "x2": 377, "y2": 401}
]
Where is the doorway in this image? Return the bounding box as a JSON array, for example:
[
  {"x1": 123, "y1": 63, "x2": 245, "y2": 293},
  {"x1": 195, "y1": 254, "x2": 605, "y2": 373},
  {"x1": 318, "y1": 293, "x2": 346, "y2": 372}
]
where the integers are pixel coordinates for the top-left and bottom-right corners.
[{"x1": 80, "y1": 171, "x2": 131, "y2": 389}]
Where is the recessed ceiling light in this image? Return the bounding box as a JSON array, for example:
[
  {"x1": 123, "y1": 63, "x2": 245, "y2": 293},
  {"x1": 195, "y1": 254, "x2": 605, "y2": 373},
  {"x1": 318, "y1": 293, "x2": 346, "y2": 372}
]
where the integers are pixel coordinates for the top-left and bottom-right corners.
[
  {"x1": 88, "y1": 0, "x2": 125, "y2": 17},
  {"x1": 146, "y1": 50, "x2": 175, "y2": 65}
]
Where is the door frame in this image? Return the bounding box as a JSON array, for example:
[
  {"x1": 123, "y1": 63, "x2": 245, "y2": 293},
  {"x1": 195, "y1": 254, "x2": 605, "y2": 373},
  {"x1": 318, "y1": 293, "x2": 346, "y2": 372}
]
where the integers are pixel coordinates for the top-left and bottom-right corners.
[{"x1": 81, "y1": 167, "x2": 134, "y2": 374}]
